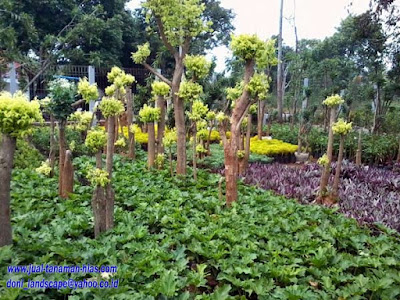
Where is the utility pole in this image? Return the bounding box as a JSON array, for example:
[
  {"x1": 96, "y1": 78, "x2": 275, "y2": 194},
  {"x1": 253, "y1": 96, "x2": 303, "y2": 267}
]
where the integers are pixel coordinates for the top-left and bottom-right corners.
[{"x1": 277, "y1": 0, "x2": 284, "y2": 122}]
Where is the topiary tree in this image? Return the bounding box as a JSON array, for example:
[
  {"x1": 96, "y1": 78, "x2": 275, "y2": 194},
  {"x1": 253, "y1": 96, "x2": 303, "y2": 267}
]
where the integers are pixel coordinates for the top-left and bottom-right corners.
[
  {"x1": 0, "y1": 92, "x2": 42, "y2": 247},
  {"x1": 331, "y1": 119, "x2": 352, "y2": 199},
  {"x1": 219, "y1": 34, "x2": 276, "y2": 205},
  {"x1": 99, "y1": 97, "x2": 124, "y2": 231},
  {"x1": 85, "y1": 129, "x2": 108, "y2": 237},
  {"x1": 48, "y1": 78, "x2": 77, "y2": 198},
  {"x1": 131, "y1": 0, "x2": 212, "y2": 175},
  {"x1": 151, "y1": 81, "x2": 171, "y2": 154},
  {"x1": 139, "y1": 104, "x2": 161, "y2": 169},
  {"x1": 318, "y1": 94, "x2": 344, "y2": 202}
]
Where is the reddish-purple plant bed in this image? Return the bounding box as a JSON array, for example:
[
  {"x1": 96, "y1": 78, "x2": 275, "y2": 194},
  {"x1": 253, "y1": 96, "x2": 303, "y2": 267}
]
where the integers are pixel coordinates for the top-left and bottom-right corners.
[{"x1": 224, "y1": 161, "x2": 400, "y2": 232}]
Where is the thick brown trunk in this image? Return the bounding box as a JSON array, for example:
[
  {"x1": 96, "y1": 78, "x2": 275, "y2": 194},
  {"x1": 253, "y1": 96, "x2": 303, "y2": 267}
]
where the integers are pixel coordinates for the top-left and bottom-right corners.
[
  {"x1": 225, "y1": 127, "x2": 240, "y2": 206},
  {"x1": 126, "y1": 88, "x2": 135, "y2": 159},
  {"x1": 105, "y1": 116, "x2": 115, "y2": 231},
  {"x1": 0, "y1": 135, "x2": 16, "y2": 247},
  {"x1": 58, "y1": 120, "x2": 66, "y2": 197},
  {"x1": 332, "y1": 135, "x2": 345, "y2": 199},
  {"x1": 49, "y1": 115, "x2": 56, "y2": 177},
  {"x1": 356, "y1": 130, "x2": 362, "y2": 166},
  {"x1": 172, "y1": 60, "x2": 186, "y2": 175},
  {"x1": 157, "y1": 95, "x2": 166, "y2": 154},
  {"x1": 61, "y1": 150, "x2": 74, "y2": 198},
  {"x1": 92, "y1": 185, "x2": 106, "y2": 238},
  {"x1": 319, "y1": 107, "x2": 336, "y2": 197},
  {"x1": 148, "y1": 122, "x2": 156, "y2": 168}
]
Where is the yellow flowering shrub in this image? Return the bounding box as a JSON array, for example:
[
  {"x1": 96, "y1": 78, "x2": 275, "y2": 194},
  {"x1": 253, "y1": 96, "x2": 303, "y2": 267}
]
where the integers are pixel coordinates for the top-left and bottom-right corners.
[{"x1": 249, "y1": 137, "x2": 298, "y2": 156}]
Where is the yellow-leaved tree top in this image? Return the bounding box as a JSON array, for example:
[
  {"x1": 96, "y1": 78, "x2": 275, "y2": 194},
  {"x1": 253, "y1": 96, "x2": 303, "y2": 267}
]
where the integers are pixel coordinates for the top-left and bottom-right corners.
[{"x1": 0, "y1": 91, "x2": 43, "y2": 137}]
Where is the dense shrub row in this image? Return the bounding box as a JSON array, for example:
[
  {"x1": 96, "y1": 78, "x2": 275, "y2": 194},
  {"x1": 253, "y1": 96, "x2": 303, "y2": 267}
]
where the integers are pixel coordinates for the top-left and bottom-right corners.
[{"x1": 269, "y1": 124, "x2": 399, "y2": 164}]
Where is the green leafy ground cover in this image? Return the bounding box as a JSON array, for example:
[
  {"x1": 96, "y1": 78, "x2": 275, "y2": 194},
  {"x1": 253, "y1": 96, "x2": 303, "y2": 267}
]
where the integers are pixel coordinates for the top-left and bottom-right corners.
[{"x1": 2, "y1": 154, "x2": 400, "y2": 299}]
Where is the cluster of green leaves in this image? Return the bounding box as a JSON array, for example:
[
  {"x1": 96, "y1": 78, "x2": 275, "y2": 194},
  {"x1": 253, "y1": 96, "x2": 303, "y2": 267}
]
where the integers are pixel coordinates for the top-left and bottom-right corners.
[
  {"x1": 177, "y1": 81, "x2": 204, "y2": 102},
  {"x1": 13, "y1": 138, "x2": 44, "y2": 169},
  {"x1": 85, "y1": 129, "x2": 107, "y2": 153},
  {"x1": 184, "y1": 55, "x2": 212, "y2": 80},
  {"x1": 139, "y1": 104, "x2": 161, "y2": 123},
  {"x1": 48, "y1": 79, "x2": 77, "y2": 121},
  {"x1": 132, "y1": 43, "x2": 151, "y2": 64},
  {"x1": 187, "y1": 100, "x2": 208, "y2": 122},
  {"x1": 77, "y1": 78, "x2": 99, "y2": 103},
  {"x1": 0, "y1": 91, "x2": 43, "y2": 137},
  {"x1": 99, "y1": 97, "x2": 125, "y2": 118},
  {"x1": 247, "y1": 72, "x2": 270, "y2": 100},
  {"x1": 151, "y1": 82, "x2": 171, "y2": 97},
  {"x1": 2, "y1": 155, "x2": 400, "y2": 299}
]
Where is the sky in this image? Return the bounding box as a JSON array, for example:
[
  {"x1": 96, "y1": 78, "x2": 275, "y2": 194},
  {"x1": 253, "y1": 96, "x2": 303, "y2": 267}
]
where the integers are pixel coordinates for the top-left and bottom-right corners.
[{"x1": 126, "y1": 0, "x2": 374, "y2": 72}]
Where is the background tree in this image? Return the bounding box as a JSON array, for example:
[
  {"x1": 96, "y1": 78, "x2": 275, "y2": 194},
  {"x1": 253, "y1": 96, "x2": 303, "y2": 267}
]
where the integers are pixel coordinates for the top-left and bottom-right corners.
[{"x1": 139, "y1": 104, "x2": 160, "y2": 169}]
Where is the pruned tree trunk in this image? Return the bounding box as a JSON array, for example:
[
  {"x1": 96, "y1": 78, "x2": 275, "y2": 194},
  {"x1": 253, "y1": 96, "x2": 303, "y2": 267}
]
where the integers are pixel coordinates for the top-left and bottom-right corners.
[
  {"x1": 169, "y1": 147, "x2": 173, "y2": 176},
  {"x1": 147, "y1": 122, "x2": 156, "y2": 168},
  {"x1": 319, "y1": 107, "x2": 336, "y2": 198},
  {"x1": 49, "y1": 115, "x2": 56, "y2": 177},
  {"x1": 356, "y1": 130, "x2": 362, "y2": 166},
  {"x1": 171, "y1": 59, "x2": 186, "y2": 175},
  {"x1": 206, "y1": 124, "x2": 213, "y2": 153},
  {"x1": 240, "y1": 113, "x2": 252, "y2": 174},
  {"x1": 105, "y1": 116, "x2": 116, "y2": 231},
  {"x1": 192, "y1": 122, "x2": 197, "y2": 181},
  {"x1": 126, "y1": 88, "x2": 135, "y2": 159},
  {"x1": 332, "y1": 135, "x2": 345, "y2": 199},
  {"x1": 58, "y1": 120, "x2": 67, "y2": 197},
  {"x1": 157, "y1": 95, "x2": 167, "y2": 155},
  {"x1": 223, "y1": 59, "x2": 255, "y2": 205},
  {"x1": 61, "y1": 150, "x2": 74, "y2": 198},
  {"x1": 0, "y1": 134, "x2": 16, "y2": 247},
  {"x1": 92, "y1": 185, "x2": 106, "y2": 238},
  {"x1": 257, "y1": 100, "x2": 263, "y2": 140}
]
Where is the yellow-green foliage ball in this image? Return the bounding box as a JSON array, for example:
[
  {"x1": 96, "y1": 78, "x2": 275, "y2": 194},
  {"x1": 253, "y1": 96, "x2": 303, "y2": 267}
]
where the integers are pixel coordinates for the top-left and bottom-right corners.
[
  {"x1": 197, "y1": 128, "x2": 208, "y2": 140},
  {"x1": 77, "y1": 77, "x2": 98, "y2": 102},
  {"x1": 85, "y1": 129, "x2": 107, "y2": 152},
  {"x1": 177, "y1": 81, "x2": 203, "y2": 102},
  {"x1": 99, "y1": 97, "x2": 124, "y2": 118},
  {"x1": 132, "y1": 43, "x2": 151, "y2": 64},
  {"x1": 139, "y1": 104, "x2": 161, "y2": 123},
  {"x1": 187, "y1": 100, "x2": 208, "y2": 121},
  {"x1": 184, "y1": 55, "x2": 211, "y2": 80},
  {"x1": 237, "y1": 150, "x2": 245, "y2": 159},
  {"x1": 247, "y1": 72, "x2": 270, "y2": 100},
  {"x1": 87, "y1": 168, "x2": 110, "y2": 187},
  {"x1": 249, "y1": 104, "x2": 257, "y2": 114},
  {"x1": 226, "y1": 85, "x2": 243, "y2": 101},
  {"x1": 206, "y1": 111, "x2": 216, "y2": 121},
  {"x1": 35, "y1": 160, "x2": 52, "y2": 176},
  {"x1": 0, "y1": 91, "x2": 43, "y2": 137},
  {"x1": 216, "y1": 112, "x2": 228, "y2": 123},
  {"x1": 231, "y1": 34, "x2": 266, "y2": 61},
  {"x1": 114, "y1": 137, "x2": 126, "y2": 147},
  {"x1": 332, "y1": 118, "x2": 352, "y2": 135},
  {"x1": 68, "y1": 111, "x2": 93, "y2": 131},
  {"x1": 196, "y1": 144, "x2": 207, "y2": 154},
  {"x1": 318, "y1": 153, "x2": 330, "y2": 167},
  {"x1": 323, "y1": 94, "x2": 345, "y2": 107},
  {"x1": 163, "y1": 129, "x2": 177, "y2": 148},
  {"x1": 152, "y1": 82, "x2": 170, "y2": 97}
]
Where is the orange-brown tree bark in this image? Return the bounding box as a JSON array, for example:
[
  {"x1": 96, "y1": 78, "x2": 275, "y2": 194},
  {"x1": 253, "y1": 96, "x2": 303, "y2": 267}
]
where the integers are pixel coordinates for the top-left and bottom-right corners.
[
  {"x1": 148, "y1": 122, "x2": 156, "y2": 168},
  {"x1": 61, "y1": 150, "x2": 74, "y2": 198},
  {"x1": 156, "y1": 95, "x2": 167, "y2": 155},
  {"x1": 58, "y1": 120, "x2": 67, "y2": 197},
  {"x1": 332, "y1": 135, "x2": 345, "y2": 199},
  {"x1": 126, "y1": 88, "x2": 135, "y2": 159}
]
